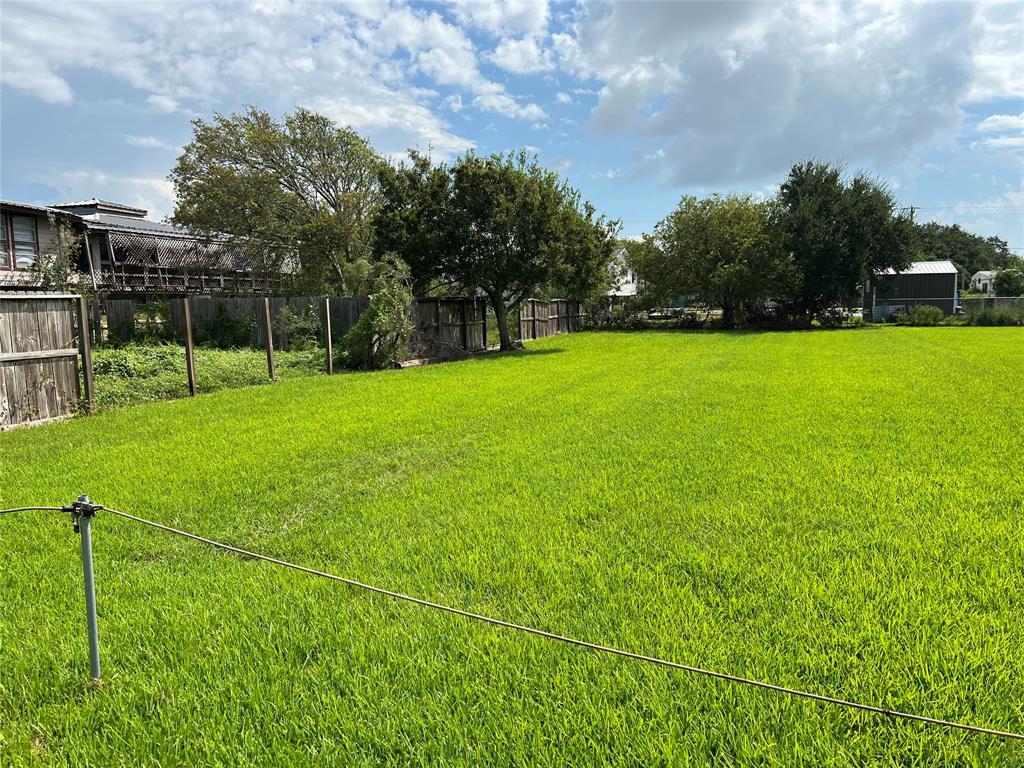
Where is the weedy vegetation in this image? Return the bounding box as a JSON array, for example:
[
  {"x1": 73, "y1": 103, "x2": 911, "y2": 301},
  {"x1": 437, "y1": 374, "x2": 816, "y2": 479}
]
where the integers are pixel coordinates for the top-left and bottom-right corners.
[{"x1": 1, "y1": 329, "x2": 1022, "y2": 765}]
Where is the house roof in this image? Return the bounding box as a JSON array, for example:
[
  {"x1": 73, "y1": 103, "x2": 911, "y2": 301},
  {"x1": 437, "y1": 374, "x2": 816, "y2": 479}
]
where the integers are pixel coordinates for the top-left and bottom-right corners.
[
  {"x1": 0, "y1": 199, "x2": 79, "y2": 217},
  {"x1": 972, "y1": 270, "x2": 997, "y2": 279},
  {"x1": 79, "y1": 212, "x2": 198, "y2": 239},
  {"x1": 878, "y1": 260, "x2": 959, "y2": 276},
  {"x1": 51, "y1": 198, "x2": 148, "y2": 217}
]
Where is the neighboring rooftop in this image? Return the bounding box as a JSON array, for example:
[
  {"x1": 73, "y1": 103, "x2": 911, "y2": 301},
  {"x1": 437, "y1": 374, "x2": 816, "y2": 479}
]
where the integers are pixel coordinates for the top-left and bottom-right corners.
[
  {"x1": 51, "y1": 198, "x2": 148, "y2": 219},
  {"x1": 0, "y1": 199, "x2": 79, "y2": 217},
  {"x1": 879, "y1": 260, "x2": 959, "y2": 276}
]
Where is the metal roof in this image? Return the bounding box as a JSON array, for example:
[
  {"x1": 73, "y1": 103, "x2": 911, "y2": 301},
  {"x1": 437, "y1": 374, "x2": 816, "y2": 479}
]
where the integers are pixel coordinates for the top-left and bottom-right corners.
[
  {"x1": 80, "y1": 213, "x2": 196, "y2": 238},
  {"x1": 0, "y1": 199, "x2": 79, "y2": 217},
  {"x1": 51, "y1": 198, "x2": 147, "y2": 216},
  {"x1": 879, "y1": 260, "x2": 959, "y2": 276}
]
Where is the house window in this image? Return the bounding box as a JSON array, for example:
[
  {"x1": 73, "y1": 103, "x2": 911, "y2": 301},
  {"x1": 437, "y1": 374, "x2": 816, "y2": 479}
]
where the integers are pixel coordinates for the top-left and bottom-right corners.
[
  {"x1": 10, "y1": 215, "x2": 38, "y2": 269},
  {"x1": 0, "y1": 215, "x2": 7, "y2": 268}
]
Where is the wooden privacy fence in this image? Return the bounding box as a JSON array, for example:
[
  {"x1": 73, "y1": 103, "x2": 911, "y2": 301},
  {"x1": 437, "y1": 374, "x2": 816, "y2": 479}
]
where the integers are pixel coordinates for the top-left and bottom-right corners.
[
  {"x1": 95, "y1": 295, "x2": 493, "y2": 352},
  {"x1": 412, "y1": 297, "x2": 488, "y2": 353},
  {"x1": 518, "y1": 299, "x2": 585, "y2": 340},
  {"x1": 0, "y1": 293, "x2": 93, "y2": 429}
]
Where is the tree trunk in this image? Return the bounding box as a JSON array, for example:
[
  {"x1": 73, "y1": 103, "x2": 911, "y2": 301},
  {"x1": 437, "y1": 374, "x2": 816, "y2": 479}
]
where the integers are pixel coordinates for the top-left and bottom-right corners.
[
  {"x1": 722, "y1": 303, "x2": 735, "y2": 329},
  {"x1": 492, "y1": 297, "x2": 515, "y2": 351}
]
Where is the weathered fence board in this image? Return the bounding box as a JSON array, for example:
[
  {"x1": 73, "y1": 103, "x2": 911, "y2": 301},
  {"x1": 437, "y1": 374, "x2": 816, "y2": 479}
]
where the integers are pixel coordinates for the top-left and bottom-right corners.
[
  {"x1": 0, "y1": 294, "x2": 84, "y2": 429},
  {"x1": 519, "y1": 299, "x2": 584, "y2": 340}
]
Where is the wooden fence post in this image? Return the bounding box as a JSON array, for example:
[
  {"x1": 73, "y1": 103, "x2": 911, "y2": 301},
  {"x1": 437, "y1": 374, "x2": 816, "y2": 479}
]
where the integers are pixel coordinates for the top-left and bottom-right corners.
[
  {"x1": 262, "y1": 297, "x2": 276, "y2": 380},
  {"x1": 481, "y1": 299, "x2": 487, "y2": 349},
  {"x1": 531, "y1": 299, "x2": 538, "y2": 340},
  {"x1": 183, "y1": 298, "x2": 197, "y2": 396},
  {"x1": 76, "y1": 295, "x2": 95, "y2": 411},
  {"x1": 461, "y1": 298, "x2": 469, "y2": 350},
  {"x1": 323, "y1": 297, "x2": 333, "y2": 374},
  {"x1": 90, "y1": 299, "x2": 103, "y2": 345}
]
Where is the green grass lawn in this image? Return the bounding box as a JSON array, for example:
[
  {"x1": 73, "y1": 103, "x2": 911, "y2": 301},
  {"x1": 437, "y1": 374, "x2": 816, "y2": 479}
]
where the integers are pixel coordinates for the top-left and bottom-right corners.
[{"x1": 2, "y1": 328, "x2": 1022, "y2": 766}]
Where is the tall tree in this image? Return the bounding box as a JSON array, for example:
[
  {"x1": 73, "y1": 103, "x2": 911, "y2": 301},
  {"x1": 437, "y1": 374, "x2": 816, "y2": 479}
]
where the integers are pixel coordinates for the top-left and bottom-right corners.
[
  {"x1": 635, "y1": 194, "x2": 782, "y2": 327},
  {"x1": 377, "y1": 151, "x2": 619, "y2": 349},
  {"x1": 913, "y1": 222, "x2": 1013, "y2": 285},
  {"x1": 774, "y1": 161, "x2": 914, "y2": 323},
  {"x1": 170, "y1": 107, "x2": 382, "y2": 293}
]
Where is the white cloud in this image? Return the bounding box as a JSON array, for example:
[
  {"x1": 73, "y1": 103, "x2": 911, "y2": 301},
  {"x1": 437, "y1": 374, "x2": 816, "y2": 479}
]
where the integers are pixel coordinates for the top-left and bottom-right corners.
[
  {"x1": 473, "y1": 88, "x2": 546, "y2": 122},
  {"x1": 978, "y1": 113, "x2": 1024, "y2": 133},
  {"x1": 555, "y1": 91, "x2": 573, "y2": 105},
  {"x1": 0, "y1": 0, "x2": 544, "y2": 171},
  {"x1": 560, "y1": 0, "x2": 999, "y2": 186},
  {"x1": 146, "y1": 95, "x2": 182, "y2": 114},
  {"x1": 123, "y1": 135, "x2": 178, "y2": 151},
  {"x1": 968, "y1": 2, "x2": 1024, "y2": 102},
  {"x1": 449, "y1": 0, "x2": 550, "y2": 37},
  {"x1": 982, "y1": 135, "x2": 1024, "y2": 149},
  {"x1": 490, "y1": 37, "x2": 552, "y2": 74}
]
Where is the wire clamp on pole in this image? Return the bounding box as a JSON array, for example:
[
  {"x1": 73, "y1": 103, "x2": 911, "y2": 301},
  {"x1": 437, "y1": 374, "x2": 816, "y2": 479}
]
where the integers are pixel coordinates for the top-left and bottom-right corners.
[{"x1": 69, "y1": 494, "x2": 101, "y2": 533}]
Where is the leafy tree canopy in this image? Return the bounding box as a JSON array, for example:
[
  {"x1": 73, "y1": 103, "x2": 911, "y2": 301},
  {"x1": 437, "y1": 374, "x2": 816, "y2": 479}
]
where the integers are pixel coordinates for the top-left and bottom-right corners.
[
  {"x1": 912, "y1": 221, "x2": 1013, "y2": 282},
  {"x1": 638, "y1": 193, "x2": 783, "y2": 327},
  {"x1": 376, "y1": 150, "x2": 619, "y2": 349},
  {"x1": 774, "y1": 161, "x2": 914, "y2": 322},
  {"x1": 170, "y1": 106, "x2": 382, "y2": 293}
]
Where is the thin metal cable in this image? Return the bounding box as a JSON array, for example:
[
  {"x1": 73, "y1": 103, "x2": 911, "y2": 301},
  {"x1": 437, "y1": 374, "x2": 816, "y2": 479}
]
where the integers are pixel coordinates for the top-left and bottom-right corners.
[
  {"x1": 102, "y1": 505, "x2": 1022, "y2": 741},
  {"x1": 0, "y1": 506, "x2": 66, "y2": 515}
]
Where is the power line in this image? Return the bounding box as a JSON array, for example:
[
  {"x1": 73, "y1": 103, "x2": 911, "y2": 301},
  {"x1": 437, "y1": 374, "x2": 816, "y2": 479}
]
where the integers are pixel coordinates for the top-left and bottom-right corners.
[
  {"x1": 0, "y1": 506, "x2": 66, "y2": 515},
  {"x1": 89, "y1": 505, "x2": 1022, "y2": 742}
]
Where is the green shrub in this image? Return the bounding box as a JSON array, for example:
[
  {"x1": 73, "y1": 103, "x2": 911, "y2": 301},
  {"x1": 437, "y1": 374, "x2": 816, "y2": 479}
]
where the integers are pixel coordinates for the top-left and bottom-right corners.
[
  {"x1": 970, "y1": 306, "x2": 1023, "y2": 326},
  {"x1": 343, "y1": 258, "x2": 413, "y2": 369},
  {"x1": 274, "y1": 304, "x2": 321, "y2": 350},
  {"x1": 902, "y1": 305, "x2": 945, "y2": 326},
  {"x1": 194, "y1": 302, "x2": 256, "y2": 348}
]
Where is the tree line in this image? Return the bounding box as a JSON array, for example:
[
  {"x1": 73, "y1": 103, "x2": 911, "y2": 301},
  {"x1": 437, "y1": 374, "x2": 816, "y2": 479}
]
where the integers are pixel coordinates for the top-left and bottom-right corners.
[
  {"x1": 170, "y1": 107, "x2": 619, "y2": 351},
  {"x1": 625, "y1": 161, "x2": 1021, "y2": 328},
  {"x1": 170, "y1": 107, "x2": 1021, "y2": 347}
]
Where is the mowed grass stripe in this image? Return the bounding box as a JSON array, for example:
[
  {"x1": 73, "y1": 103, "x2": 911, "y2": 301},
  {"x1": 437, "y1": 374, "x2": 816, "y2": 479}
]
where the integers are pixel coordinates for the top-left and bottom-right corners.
[{"x1": 1, "y1": 328, "x2": 1022, "y2": 765}]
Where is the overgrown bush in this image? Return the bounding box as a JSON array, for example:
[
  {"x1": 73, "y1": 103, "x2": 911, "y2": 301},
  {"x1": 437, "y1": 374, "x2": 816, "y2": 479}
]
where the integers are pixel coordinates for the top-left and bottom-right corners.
[
  {"x1": 194, "y1": 302, "x2": 256, "y2": 348},
  {"x1": 969, "y1": 306, "x2": 1023, "y2": 326},
  {"x1": 274, "y1": 304, "x2": 321, "y2": 350},
  {"x1": 902, "y1": 305, "x2": 945, "y2": 326},
  {"x1": 343, "y1": 257, "x2": 413, "y2": 369}
]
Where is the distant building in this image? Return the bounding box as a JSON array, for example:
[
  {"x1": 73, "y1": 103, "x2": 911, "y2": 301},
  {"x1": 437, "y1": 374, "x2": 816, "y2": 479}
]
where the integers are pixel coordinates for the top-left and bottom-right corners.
[
  {"x1": 863, "y1": 260, "x2": 959, "y2": 320},
  {"x1": 971, "y1": 270, "x2": 997, "y2": 294},
  {"x1": 607, "y1": 247, "x2": 638, "y2": 298},
  {"x1": 864, "y1": 259, "x2": 958, "y2": 319},
  {"x1": 1, "y1": 197, "x2": 275, "y2": 294}
]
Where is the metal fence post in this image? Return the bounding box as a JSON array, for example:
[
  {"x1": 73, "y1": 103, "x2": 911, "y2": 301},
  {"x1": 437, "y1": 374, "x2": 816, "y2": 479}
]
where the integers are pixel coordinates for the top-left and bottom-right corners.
[{"x1": 72, "y1": 495, "x2": 101, "y2": 680}]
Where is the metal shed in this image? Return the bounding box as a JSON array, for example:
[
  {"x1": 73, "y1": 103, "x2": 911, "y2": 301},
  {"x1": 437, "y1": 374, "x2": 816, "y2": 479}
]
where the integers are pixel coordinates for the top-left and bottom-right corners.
[{"x1": 864, "y1": 260, "x2": 959, "y2": 321}]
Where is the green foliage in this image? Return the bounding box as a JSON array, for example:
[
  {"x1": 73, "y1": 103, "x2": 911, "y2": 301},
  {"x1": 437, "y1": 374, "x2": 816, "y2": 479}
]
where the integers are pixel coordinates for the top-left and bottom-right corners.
[
  {"x1": 134, "y1": 299, "x2": 176, "y2": 343},
  {"x1": 89, "y1": 342, "x2": 323, "y2": 408},
  {"x1": 171, "y1": 106, "x2": 382, "y2": 293},
  {"x1": 901, "y1": 304, "x2": 945, "y2": 326},
  {"x1": 994, "y1": 266, "x2": 1024, "y2": 296},
  {"x1": 969, "y1": 305, "x2": 1024, "y2": 326},
  {"x1": 33, "y1": 214, "x2": 85, "y2": 292},
  {"x1": 377, "y1": 149, "x2": 619, "y2": 349},
  {"x1": 343, "y1": 257, "x2": 413, "y2": 369},
  {"x1": 913, "y1": 221, "x2": 1012, "y2": 280},
  {"x1": 273, "y1": 304, "x2": 321, "y2": 350},
  {"x1": 2, "y1": 330, "x2": 1022, "y2": 765},
  {"x1": 638, "y1": 194, "x2": 782, "y2": 328},
  {"x1": 193, "y1": 302, "x2": 257, "y2": 348},
  {"x1": 773, "y1": 161, "x2": 915, "y2": 324}
]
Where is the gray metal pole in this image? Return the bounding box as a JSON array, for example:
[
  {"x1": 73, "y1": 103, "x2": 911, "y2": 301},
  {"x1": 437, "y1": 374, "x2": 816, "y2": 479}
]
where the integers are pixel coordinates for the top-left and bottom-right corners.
[{"x1": 75, "y1": 495, "x2": 101, "y2": 680}]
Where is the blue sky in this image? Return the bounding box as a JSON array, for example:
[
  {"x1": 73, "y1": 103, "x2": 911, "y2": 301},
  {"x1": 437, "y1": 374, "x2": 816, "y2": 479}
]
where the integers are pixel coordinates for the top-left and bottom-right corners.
[{"x1": 2, "y1": 0, "x2": 1022, "y2": 250}]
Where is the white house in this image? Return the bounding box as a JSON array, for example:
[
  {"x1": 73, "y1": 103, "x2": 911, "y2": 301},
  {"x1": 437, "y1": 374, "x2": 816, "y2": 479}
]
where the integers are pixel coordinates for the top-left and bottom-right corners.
[
  {"x1": 971, "y1": 270, "x2": 997, "y2": 294},
  {"x1": 607, "y1": 247, "x2": 638, "y2": 298}
]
